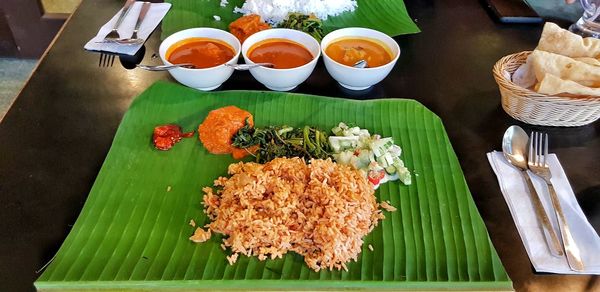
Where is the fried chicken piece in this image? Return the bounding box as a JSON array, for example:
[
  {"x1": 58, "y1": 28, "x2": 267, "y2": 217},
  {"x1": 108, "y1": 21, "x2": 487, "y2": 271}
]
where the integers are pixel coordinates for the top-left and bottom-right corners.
[{"x1": 229, "y1": 14, "x2": 271, "y2": 43}]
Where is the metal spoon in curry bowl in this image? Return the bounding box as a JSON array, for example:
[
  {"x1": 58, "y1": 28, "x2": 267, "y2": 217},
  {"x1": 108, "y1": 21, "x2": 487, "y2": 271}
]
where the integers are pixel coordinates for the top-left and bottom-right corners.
[
  {"x1": 136, "y1": 63, "x2": 274, "y2": 71},
  {"x1": 136, "y1": 63, "x2": 196, "y2": 71},
  {"x1": 353, "y1": 60, "x2": 368, "y2": 68},
  {"x1": 226, "y1": 63, "x2": 274, "y2": 70},
  {"x1": 502, "y1": 125, "x2": 563, "y2": 257}
]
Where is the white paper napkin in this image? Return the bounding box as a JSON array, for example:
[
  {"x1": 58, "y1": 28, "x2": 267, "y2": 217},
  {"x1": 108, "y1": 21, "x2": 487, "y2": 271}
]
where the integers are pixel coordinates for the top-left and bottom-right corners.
[
  {"x1": 84, "y1": 2, "x2": 171, "y2": 55},
  {"x1": 487, "y1": 151, "x2": 600, "y2": 274}
]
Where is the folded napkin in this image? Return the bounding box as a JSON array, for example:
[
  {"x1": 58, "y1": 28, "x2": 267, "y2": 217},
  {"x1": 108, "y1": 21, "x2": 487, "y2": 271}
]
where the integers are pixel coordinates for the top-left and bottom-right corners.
[
  {"x1": 487, "y1": 151, "x2": 600, "y2": 274},
  {"x1": 84, "y1": 2, "x2": 171, "y2": 56}
]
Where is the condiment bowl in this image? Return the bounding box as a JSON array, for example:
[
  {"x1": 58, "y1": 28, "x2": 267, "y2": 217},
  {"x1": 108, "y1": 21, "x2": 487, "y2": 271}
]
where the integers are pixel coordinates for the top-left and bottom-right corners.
[
  {"x1": 321, "y1": 27, "x2": 400, "y2": 90},
  {"x1": 159, "y1": 28, "x2": 241, "y2": 91},
  {"x1": 241, "y1": 29, "x2": 321, "y2": 91}
]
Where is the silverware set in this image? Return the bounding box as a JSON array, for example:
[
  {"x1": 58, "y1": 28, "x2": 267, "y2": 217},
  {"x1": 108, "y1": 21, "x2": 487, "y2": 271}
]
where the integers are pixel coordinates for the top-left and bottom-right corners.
[
  {"x1": 98, "y1": 0, "x2": 150, "y2": 67},
  {"x1": 502, "y1": 126, "x2": 585, "y2": 272},
  {"x1": 501, "y1": 127, "x2": 563, "y2": 257}
]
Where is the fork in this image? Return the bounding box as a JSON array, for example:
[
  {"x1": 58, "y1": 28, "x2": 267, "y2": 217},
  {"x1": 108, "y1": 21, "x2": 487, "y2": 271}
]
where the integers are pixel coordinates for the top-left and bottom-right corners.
[
  {"x1": 98, "y1": 0, "x2": 135, "y2": 67},
  {"x1": 103, "y1": 0, "x2": 135, "y2": 41},
  {"x1": 98, "y1": 52, "x2": 116, "y2": 67},
  {"x1": 98, "y1": 1, "x2": 150, "y2": 46},
  {"x1": 528, "y1": 131, "x2": 585, "y2": 272}
]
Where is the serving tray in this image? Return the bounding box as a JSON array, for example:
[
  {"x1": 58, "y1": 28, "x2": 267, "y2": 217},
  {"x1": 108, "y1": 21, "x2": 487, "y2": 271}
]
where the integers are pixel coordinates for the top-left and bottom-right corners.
[{"x1": 35, "y1": 82, "x2": 511, "y2": 291}]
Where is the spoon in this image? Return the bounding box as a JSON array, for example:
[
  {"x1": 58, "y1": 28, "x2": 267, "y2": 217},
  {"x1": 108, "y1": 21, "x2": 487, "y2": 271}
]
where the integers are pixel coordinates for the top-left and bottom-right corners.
[
  {"x1": 130, "y1": 2, "x2": 151, "y2": 40},
  {"x1": 136, "y1": 63, "x2": 274, "y2": 71},
  {"x1": 353, "y1": 60, "x2": 368, "y2": 68},
  {"x1": 225, "y1": 63, "x2": 274, "y2": 70},
  {"x1": 95, "y1": 38, "x2": 144, "y2": 45},
  {"x1": 502, "y1": 125, "x2": 563, "y2": 257},
  {"x1": 136, "y1": 63, "x2": 196, "y2": 71}
]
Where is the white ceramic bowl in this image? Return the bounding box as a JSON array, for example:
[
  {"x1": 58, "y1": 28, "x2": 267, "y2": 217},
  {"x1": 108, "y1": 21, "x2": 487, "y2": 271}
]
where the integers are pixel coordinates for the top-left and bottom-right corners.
[
  {"x1": 159, "y1": 28, "x2": 241, "y2": 91},
  {"x1": 241, "y1": 29, "x2": 321, "y2": 91},
  {"x1": 321, "y1": 27, "x2": 401, "y2": 90}
]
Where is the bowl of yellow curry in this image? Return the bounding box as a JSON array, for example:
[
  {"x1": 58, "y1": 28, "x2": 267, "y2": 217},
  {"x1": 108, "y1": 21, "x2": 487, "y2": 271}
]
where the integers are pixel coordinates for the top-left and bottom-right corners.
[{"x1": 321, "y1": 28, "x2": 400, "y2": 91}]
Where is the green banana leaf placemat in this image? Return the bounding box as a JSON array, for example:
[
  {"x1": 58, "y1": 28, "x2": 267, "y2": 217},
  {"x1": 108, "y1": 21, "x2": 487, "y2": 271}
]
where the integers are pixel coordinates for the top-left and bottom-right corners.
[
  {"x1": 161, "y1": 0, "x2": 420, "y2": 39},
  {"x1": 35, "y1": 81, "x2": 510, "y2": 291}
]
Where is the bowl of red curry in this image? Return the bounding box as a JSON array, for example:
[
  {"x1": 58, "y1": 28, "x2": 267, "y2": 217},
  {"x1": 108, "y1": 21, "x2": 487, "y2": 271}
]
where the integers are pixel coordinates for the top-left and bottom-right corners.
[
  {"x1": 241, "y1": 28, "x2": 321, "y2": 92},
  {"x1": 159, "y1": 28, "x2": 241, "y2": 91}
]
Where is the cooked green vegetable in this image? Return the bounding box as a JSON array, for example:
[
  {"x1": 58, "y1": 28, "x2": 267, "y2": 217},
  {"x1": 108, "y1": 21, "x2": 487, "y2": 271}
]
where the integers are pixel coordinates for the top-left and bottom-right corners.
[
  {"x1": 231, "y1": 120, "x2": 331, "y2": 163},
  {"x1": 277, "y1": 13, "x2": 324, "y2": 41}
]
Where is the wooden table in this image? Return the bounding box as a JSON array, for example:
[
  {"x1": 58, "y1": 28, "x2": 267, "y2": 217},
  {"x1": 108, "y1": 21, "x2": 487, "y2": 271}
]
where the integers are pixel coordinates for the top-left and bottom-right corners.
[{"x1": 0, "y1": 0, "x2": 598, "y2": 291}]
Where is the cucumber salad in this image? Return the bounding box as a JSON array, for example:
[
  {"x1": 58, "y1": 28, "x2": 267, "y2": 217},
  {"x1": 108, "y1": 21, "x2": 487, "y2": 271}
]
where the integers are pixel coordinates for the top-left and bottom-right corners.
[{"x1": 329, "y1": 122, "x2": 411, "y2": 189}]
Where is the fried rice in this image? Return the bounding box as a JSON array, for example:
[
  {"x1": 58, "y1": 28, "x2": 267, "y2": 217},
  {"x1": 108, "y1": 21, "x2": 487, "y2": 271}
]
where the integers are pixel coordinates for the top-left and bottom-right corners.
[{"x1": 199, "y1": 157, "x2": 385, "y2": 271}]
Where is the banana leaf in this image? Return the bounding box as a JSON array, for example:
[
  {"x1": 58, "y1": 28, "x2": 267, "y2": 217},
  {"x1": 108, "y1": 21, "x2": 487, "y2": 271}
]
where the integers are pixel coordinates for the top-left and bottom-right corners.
[
  {"x1": 161, "y1": 0, "x2": 420, "y2": 39},
  {"x1": 35, "y1": 82, "x2": 510, "y2": 291}
]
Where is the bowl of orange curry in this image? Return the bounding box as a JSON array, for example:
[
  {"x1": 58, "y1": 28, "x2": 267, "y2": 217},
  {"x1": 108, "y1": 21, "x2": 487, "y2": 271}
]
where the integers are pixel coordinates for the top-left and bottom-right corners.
[
  {"x1": 159, "y1": 28, "x2": 241, "y2": 91},
  {"x1": 321, "y1": 27, "x2": 400, "y2": 91},
  {"x1": 241, "y1": 28, "x2": 321, "y2": 91}
]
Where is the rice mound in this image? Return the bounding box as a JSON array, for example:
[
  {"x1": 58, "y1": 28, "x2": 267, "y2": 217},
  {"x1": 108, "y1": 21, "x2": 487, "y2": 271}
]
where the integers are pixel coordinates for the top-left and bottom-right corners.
[
  {"x1": 202, "y1": 157, "x2": 384, "y2": 271},
  {"x1": 233, "y1": 0, "x2": 357, "y2": 25}
]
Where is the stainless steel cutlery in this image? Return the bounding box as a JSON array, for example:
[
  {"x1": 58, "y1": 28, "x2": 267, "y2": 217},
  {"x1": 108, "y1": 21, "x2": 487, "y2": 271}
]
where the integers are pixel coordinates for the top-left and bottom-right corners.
[
  {"x1": 98, "y1": 1, "x2": 149, "y2": 67},
  {"x1": 502, "y1": 126, "x2": 563, "y2": 257},
  {"x1": 527, "y1": 131, "x2": 585, "y2": 272}
]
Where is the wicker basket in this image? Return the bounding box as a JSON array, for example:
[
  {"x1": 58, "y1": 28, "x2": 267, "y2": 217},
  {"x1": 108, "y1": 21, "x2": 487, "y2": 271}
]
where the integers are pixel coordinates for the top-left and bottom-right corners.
[{"x1": 492, "y1": 51, "x2": 600, "y2": 127}]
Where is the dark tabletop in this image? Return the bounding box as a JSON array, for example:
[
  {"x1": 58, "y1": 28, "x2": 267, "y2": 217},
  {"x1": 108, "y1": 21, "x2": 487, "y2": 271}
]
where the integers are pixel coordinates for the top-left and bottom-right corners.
[{"x1": 1, "y1": 0, "x2": 599, "y2": 291}]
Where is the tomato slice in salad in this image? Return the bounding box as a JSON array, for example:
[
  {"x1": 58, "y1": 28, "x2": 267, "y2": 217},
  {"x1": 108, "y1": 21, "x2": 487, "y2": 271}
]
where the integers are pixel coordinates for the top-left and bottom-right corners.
[{"x1": 367, "y1": 169, "x2": 386, "y2": 185}]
